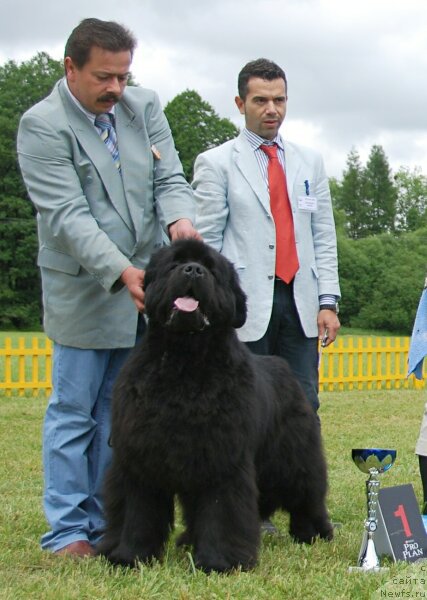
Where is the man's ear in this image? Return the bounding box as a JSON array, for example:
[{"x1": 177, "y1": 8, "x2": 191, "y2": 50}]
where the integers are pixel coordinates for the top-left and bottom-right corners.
[
  {"x1": 64, "y1": 56, "x2": 76, "y2": 80},
  {"x1": 235, "y1": 96, "x2": 245, "y2": 115}
]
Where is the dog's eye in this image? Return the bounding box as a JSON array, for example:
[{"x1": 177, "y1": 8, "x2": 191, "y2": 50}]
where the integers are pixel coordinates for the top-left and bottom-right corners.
[{"x1": 210, "y1": 268, "x2": 222, "y2": 283}]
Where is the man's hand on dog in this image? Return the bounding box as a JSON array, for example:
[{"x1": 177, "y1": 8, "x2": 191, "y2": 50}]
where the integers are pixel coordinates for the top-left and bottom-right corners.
[
  {"x1": 168, "y1": 218, "x2": 202, "y2": 241},
  {"x1": 121, "y1": 266, "x2": 145, "y2": 312},
  {"x1": 121, "y1": 220, "x2": 201, "y2": 312}
]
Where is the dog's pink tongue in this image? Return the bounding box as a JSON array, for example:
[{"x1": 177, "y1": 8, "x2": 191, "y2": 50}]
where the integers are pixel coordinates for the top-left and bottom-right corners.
[{"x1": 174, "y1": 297, "x2": 199, "y2": 312}]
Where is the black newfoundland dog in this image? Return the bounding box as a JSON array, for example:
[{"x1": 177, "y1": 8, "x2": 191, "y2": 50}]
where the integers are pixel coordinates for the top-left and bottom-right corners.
[{"x1": 98, "y1": 239, "x2": 333, "y2": 572}]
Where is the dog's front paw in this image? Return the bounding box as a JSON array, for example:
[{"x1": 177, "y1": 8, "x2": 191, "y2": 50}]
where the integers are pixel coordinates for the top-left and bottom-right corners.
[
  {"x1": 107, "y1": 542, "x2": 164, "y2": 568},
  {"x1": 194, "y1": 549, "x2": 256, "y2": 573},
  {"x1": 289, "y1": 516, "x2": 334, "y2": 544},
  {"x1": 195, "y1": 553, "x2": 234, "y2": 574},
  {"x1": 289, "y1": 516, "x2": 318, "y2": 544},
  {"x1": 318, "y1": 520, "x2": 334, "y2": 541},
  {"x1": 106, "y1": 545, "x2": 139, "y2": 568}
]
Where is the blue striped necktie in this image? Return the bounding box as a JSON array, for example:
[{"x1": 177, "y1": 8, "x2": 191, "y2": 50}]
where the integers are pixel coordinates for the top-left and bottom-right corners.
[{"x1": 94, "y1": 113, "x2": 121, "y2": 172}]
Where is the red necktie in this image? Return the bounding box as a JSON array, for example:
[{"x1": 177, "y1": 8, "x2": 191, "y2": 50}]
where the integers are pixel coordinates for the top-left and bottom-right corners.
[{"x1": 260, "y1": 144, "x2": 299, "y2": 283}]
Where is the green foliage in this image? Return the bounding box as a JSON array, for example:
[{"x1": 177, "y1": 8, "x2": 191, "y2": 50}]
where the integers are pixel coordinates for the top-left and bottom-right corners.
[
  {"x1": 394, "y1": 166, "x2": 427, "y2": 232},
  {"x1": 0, "y1": 53, "x2": 64, "y2": 329},
  {"x1": 337, "y1": 228, "x2": 427, "y2": 333},
  {"x1": 333, "y1": 148, "x2": 368, "y2": 239},
  {"x1": 334, "y1": 146, "x2": 397, "y2": 238},
  {"x1": 335, "y1": 144, "x2": 427, "y2": 239},
  {"x1": 337, "y1": 236, "x2": 372, "y2": 323},
  {"x1": 333, "y1": 145, "x2": 425, "y2": 333},
  {"x1": 363, "y1": 144, "x2": 397, "y2": 235},
  {"x1": 164, "y1": 89, "x2": 239, "y2": 181}
]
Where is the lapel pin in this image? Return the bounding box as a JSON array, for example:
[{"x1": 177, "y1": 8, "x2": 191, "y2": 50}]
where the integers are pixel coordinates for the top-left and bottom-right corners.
[
  {"x1": 151, "y1": 145, "x2": 161, "y2": 160},
  {"x1": 304, "y1": 179, "x2": 310, "y2": 195}
]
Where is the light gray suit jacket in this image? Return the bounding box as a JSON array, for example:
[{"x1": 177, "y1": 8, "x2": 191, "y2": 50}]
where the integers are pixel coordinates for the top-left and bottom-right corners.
[
  {"x1": 192, "y1": 132, "x2": 340, "y2": 341},
  {"x1": 17, "y1": 79, "x2": 195, "y2": 348}
]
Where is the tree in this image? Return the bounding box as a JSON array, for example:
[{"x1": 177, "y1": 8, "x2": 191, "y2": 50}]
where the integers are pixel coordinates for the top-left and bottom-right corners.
[
  {"x1": 363, "y1": 144, "x2": 397, "y2": 236},
  {"x1": 333, "y1": 148, "x2": 367, "y2": 239},
  {"x1": 336, "y1": 236, "x2": 372, "y2": 325},
  {"x1": 341, "y1": 228, "x2": 427, "y2": 333},
  {"x1": 335, "y1": 146, "x2": 399, "y2": 239},
  {"x1": 0, "y1": 53, "x2": 64, "y2": 329},
  {"x1": 394, "y1": 166, "x2": 427, "y2": 232},
  {"x1": 2, "y1": 51, "x2": 425, "y2": 334},
  {"x1": 164, "y1": 90, "x2": 239, "y2": 181}
]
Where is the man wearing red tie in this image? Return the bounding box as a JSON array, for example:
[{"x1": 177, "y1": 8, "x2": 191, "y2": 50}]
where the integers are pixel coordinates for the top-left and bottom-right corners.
[{"x1": 193, "y1": 58, "x2": 340, "y2": 417}]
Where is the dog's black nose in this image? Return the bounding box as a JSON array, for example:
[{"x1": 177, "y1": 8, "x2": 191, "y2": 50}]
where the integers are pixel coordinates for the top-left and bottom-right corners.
[{"x1": 182, "y1": 263, "x2": 205, "y2": 278}]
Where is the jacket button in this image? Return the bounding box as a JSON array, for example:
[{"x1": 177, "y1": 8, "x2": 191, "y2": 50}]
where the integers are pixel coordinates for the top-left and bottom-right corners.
[
  {"x1": 269, "y1": 244, "x2": 274, "y2": 249},
  {"x1": 268, "y1": 275, "x2": 274, "y2": 280}
]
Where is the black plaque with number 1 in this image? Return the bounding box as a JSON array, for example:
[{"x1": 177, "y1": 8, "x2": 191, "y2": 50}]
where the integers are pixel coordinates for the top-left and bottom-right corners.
[{"x1": 375, "y1": 484, "x2": 427, "y2": 562}]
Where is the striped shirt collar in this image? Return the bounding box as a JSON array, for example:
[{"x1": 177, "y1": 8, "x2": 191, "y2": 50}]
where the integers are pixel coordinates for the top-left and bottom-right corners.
[{"x1": 243, "y1": 128, "x2": 284, "y2": 152}]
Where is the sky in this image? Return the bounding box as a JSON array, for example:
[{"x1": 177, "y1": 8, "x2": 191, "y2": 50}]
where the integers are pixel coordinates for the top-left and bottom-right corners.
[{"x1": 1, "y1": 0, "x2": 427, "y2": 179}]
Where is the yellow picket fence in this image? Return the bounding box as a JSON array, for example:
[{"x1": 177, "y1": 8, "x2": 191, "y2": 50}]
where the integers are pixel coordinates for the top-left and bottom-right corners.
[
  {"x1": 319, "y1": 337, "x2": 425, "y2": 391},
  {"x1": 0, "y1": 336, "x2": 425, "y2": 397},
  {"x1": 1, "y1": 337, "x2": 53, "y2": 396}
]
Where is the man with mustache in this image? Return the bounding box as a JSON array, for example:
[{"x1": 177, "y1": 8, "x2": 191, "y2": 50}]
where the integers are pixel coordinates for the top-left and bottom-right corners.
[{"x1": 17, "y1": 18, "x2": 199, "y2": 557}]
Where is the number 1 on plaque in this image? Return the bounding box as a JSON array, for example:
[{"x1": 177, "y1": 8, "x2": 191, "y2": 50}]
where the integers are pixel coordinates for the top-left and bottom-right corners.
[{"x1": 394, "y1": 504, "x2": 413, "y2": 538}]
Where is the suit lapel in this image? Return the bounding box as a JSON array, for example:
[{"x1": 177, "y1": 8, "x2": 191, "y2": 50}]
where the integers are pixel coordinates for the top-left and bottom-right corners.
[
  {"x1": 58, "y1": 81, "x2": 134, "y2": 234},
  {"x1": 115, "y1": 101, "x2": 151, "y2": 244},
  {"x1": 283, "y1": 141, "x2": 302, "y2": 209},
  {"x1": 233, "y1": 133, "x2": 270, "y2": 213}
]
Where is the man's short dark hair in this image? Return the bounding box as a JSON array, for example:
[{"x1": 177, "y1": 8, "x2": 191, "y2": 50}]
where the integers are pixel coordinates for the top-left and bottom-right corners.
[
  {"x1": 238, "y1": 58, "x2": 287, "y2": 99},
  {"x1": 64, "y1": 18, "x2": 137, "y2": 69}
]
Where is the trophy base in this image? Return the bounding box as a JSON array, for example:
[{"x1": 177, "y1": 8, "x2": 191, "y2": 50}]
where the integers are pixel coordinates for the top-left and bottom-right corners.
[
  {"x1": 348, "y1": 566, "x2": 389, "y2": 573},
  {"x1": 349, "y1": 532, "x2": 388, "y2": 573}
]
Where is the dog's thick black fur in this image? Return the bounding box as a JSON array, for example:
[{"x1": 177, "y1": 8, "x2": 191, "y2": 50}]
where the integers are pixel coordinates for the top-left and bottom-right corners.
[{"x1": 97, "y1": 239, "x2": 333, "y2": 572}]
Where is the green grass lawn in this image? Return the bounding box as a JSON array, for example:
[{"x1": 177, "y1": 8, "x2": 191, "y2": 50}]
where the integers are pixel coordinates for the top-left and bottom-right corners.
[
  {"x1": 339, "y1": 326, "x2": 400, "y2": 337},
  {"x1": 0, "y1": 331, "x2": 47, "y2": 342},
  {"x1": 1, "y1": 389, "x2": 426, "y2": 599}
]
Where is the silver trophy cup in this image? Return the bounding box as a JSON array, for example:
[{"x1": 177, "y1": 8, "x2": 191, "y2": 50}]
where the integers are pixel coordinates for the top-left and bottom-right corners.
[{"x1": 349, "y1": 448, "x2": 397, "y2": 572}]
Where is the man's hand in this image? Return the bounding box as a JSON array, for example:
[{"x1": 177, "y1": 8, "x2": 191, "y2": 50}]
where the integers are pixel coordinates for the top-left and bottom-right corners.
[
  {"x1": 120, "y1": 266, "x2": 145, "y2": 312},
  {"x1": 317, "y1": 309, "x2": 340, "y2": 347},
  {"x1": 168, "y1": 218, "x2": 203, "y2": 241}
]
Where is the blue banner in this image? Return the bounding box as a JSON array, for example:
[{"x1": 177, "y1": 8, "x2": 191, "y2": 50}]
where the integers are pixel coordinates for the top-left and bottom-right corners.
[{"x1": 408, "y1": 284, "x2": 427, "y2": 380}]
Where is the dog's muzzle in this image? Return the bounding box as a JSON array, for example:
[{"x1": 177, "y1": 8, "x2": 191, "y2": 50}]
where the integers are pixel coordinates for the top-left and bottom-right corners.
[{"x1": 166, "y1": 296, "x2": 210, "y2": 332}]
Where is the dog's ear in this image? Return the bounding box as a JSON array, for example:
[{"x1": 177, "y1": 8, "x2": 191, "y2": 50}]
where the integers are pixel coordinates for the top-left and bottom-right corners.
[
  {"x1": 143, "y1": 267, "x2": 153, "y2": 292},
  {"x1": 143, "y1": 260, "x2": 157, "y2": 291},
  {"x1": 229, "y1": 266, "x2": 247, "y2": 329},
  {"x1": 143, "y1": 245, "x2": 168, "y2": 291}
]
